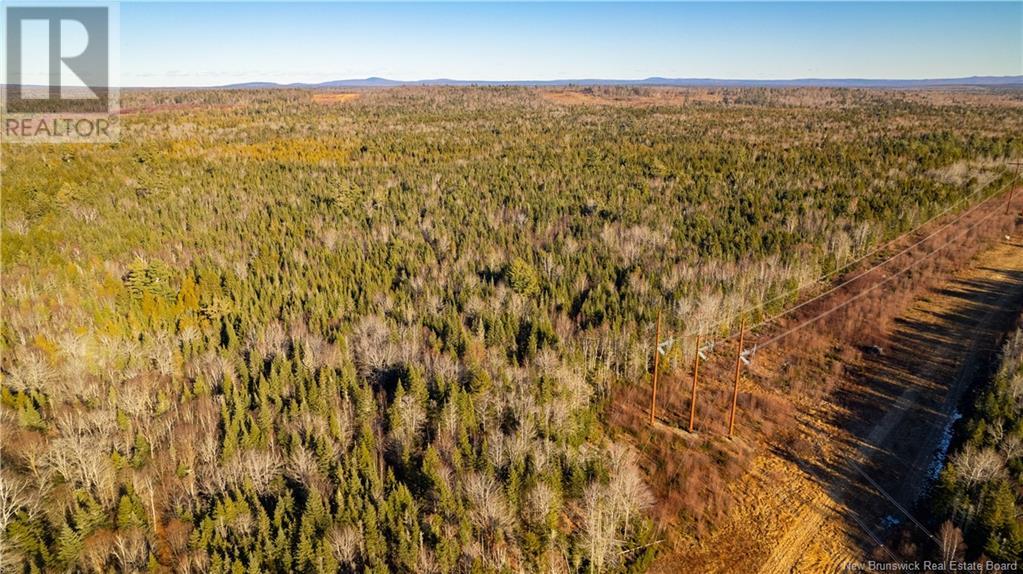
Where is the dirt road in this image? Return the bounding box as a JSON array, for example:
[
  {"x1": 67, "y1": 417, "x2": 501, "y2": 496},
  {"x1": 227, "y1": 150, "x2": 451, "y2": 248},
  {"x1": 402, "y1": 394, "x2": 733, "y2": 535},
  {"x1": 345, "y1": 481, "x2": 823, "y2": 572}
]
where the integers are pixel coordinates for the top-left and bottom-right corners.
[
  {"x1": 678, "y1": 234, "x2": 1023, "y2": 573},
  {"x1": 778, "y1": 238, "x2": 1023, "y2": 571}
]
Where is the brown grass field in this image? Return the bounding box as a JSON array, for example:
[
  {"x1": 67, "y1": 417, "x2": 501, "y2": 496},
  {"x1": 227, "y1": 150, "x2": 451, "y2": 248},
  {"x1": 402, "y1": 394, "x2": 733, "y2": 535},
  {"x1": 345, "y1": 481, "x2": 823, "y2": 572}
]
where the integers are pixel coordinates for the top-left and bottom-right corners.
[{"x1": 310, "y1": 92, "x2": 360, "y2": 104}]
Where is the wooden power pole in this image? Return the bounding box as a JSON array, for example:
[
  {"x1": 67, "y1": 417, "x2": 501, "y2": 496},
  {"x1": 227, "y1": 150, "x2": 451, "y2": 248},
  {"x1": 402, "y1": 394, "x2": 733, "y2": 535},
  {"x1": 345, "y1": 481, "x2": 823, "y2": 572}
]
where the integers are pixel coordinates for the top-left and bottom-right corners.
[
  {"x1": 688, "y1": 334, "x2": 701, "y2": 432},
  {"x1": 649, "y1": 310, "x2": 662, "y2": 426},
  {"x1": 728, "y1": 317, "x2": 746, "y2": 437}
]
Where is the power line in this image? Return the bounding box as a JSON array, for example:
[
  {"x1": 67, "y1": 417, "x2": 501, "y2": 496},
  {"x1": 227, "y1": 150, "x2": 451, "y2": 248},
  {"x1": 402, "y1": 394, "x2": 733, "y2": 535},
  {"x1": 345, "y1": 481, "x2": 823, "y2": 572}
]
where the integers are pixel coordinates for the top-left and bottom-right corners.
[
  {"x1": 647, "y1": 167, "x2": 1020, "y2": 563},
  {"x1": 700, "y1": 177, "x2": 1013, "y2": 349},
  {"x1": 846, "y1": 458, "x2": 940, "y2": 545},
  {"x1": 754, "y1": 191, "x2": 1006, "y2": 351},
  {"x1": 652, "y1": 181, "x2": 1009, "y2": 433},
  {"x1": 750, "y1": 438, "x2": 943, "y2": 566},
  {"x1": 1006, "y1": 160, "x2": 1022, "y2": 215},
  {"x1": 644, "y1": 175, "x2": 1013, "y2": 377},
  {"x1": 639, "y1": 176, "x2": 1016, "y2": 566},
  {"x1": 700, "y1": 178, "x2": 1012, "y2": 354},
  {"x1": 745, "y1": 462, "x2": 901, "y2": 564}
]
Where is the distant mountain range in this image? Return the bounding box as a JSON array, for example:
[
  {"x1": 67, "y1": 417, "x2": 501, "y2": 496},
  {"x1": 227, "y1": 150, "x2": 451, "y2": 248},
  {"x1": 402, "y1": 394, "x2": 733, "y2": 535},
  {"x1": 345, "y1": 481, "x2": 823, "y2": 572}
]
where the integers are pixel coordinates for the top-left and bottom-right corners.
[{"x1": 220, "y1": 75, "x2": 1023, "y2": 89}]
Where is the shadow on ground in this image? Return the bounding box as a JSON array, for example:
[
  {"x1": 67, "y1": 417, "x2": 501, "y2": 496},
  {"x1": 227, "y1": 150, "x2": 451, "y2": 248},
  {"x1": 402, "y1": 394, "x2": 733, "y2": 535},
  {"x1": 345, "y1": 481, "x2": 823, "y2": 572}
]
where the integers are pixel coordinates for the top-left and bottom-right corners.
[{"x1": 779, "y1": 264, "x2": 1023, "y2": 561}]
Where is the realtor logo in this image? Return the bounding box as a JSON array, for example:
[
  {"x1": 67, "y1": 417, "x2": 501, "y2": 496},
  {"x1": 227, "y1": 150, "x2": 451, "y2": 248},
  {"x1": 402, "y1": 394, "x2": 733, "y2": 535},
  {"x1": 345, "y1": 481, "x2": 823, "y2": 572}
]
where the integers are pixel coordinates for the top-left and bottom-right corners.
[{"x1": 2, "y1": 2, "x2": 119, "y2": 143}]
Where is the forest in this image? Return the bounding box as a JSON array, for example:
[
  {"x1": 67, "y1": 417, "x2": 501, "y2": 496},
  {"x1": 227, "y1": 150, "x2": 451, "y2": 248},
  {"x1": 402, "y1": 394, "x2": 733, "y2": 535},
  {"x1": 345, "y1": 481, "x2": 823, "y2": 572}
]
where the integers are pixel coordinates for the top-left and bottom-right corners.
[
  {"x1": 935, "y1": 320, "x2": 1023, "y2": 562},
  {"x1": 1, "y1": 86, "x2": 1021, "y2": 572}
]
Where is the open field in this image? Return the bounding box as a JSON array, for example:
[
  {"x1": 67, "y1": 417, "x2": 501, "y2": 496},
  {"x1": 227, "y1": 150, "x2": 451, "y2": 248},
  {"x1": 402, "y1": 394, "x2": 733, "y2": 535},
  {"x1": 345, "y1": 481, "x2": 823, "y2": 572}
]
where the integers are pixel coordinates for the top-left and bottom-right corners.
[
  {"x1": 311, "y1": 93, "x2": 361, "y2": 105},
  {"x1": 2, "y1": 86, "x2": 1022, "y2": 572}
]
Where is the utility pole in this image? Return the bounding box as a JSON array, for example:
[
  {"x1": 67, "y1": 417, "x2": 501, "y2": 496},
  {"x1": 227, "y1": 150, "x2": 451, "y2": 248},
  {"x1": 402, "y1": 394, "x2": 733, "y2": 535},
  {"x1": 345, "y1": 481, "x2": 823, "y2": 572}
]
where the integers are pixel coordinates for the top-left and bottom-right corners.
[
  {"x1": 688, "y1": 334, "x2": 701, "y2": 433},
  {"x1": 1007, "y1": 160, "x2": 1022, "y2": 215},
  {"x1": 728, "y1": 317, "x2": 746, "y2": 437},
  {"x1": 649, "y1": 309, "x2": 662, "y2": 426}
]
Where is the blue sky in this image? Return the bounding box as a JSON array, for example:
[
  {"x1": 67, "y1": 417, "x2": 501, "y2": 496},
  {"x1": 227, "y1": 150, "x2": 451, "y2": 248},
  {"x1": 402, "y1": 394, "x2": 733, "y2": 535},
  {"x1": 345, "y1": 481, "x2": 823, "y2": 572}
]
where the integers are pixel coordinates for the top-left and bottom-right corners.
[{"x1": 116, "y1": 2, "x2": 1022, "y2": 86}]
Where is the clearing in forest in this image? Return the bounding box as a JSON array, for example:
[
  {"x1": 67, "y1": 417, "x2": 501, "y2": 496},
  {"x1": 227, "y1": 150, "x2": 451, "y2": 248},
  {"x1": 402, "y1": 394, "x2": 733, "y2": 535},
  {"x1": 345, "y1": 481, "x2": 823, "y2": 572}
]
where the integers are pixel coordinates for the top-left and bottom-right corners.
[
  {"x1": 311, "y1": 92, "x2": 360, "y2": 104},
  {"x1": 674, "y1": 235, "x2": 1023, "y2": 573}
]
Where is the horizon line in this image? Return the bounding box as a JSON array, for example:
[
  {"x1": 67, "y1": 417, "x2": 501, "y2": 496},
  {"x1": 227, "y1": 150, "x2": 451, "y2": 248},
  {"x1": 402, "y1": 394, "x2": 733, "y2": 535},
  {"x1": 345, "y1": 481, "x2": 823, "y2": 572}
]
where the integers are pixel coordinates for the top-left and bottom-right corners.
[{"x1": 6, "y1": 74, "x2": 1023, "y2": 91}]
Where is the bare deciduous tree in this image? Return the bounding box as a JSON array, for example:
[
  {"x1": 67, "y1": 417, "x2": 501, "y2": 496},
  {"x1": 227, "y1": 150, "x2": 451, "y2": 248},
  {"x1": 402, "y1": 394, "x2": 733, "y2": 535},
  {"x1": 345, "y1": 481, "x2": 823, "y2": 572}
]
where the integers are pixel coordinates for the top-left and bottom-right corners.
[
  {"x1": 328, "y1": 525, "x2": 363, "y2": 567},
  {"x1": 45, "y1": 417, "x2": 118, "y2": 504},
  {"x1": 949, "y1": 445, "x2": 1004, "y2": 489},
  {"x1": 1008, "y1": 372, "x2": 1023, "y2": 409},
  {"x1": 986, "y1": 418, "x2": 1006, "y2": 444},
  {"x1": 464, "y1": 473, "x2": 514, "y2": 541},
  {"x1": 998, "y1": 433, "x2": 1022, "y2": 462},
  {"x1": 524, "y1": 482, "x2": 559, "y2": 526},
  {"x1": 7, "y1": 352, "x2": 57, "y2": 394},
  {"x1": 112, "y1": 529, "x2": 149, "y2": 573},
  {"x1": 286, "y1": 445, "x2": 323, "y2": 493},
  {"x1": 223, "y1": 448, "x2": 282, "y2": 494},
  {"x1": 581, "y1": 483, "x2": 616, "y2": 573},
  {"x1": 0, "y1": 471, "x2": 31, "y2": 534},
  {"x1": 353, "y1": 315, "x2": 395, "y2": 379},
  {"x1": 939, "y1": 520, "x2": 965, "y2": 565},
  {"x1": 578, "y1": 444, "x2": 653, "y2": 573},
  {"x1": 389, "y1": 393, "x2": 426, "y2": 458}
]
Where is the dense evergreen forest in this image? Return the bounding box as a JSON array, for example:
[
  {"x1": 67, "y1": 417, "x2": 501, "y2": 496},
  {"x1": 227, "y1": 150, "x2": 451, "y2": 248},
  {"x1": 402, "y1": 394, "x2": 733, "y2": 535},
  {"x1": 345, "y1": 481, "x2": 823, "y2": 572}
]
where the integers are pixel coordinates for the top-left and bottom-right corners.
[{"x1": 1, "y1": 86, "x2": 1021, "y2": 572}]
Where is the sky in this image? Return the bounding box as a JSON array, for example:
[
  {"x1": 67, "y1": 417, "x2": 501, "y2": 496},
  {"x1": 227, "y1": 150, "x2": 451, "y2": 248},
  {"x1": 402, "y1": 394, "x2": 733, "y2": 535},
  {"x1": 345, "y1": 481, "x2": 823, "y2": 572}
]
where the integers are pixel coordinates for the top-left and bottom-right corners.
[{"x1": 108, "y1": 2, "x2": 1021, "y2": 86}]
